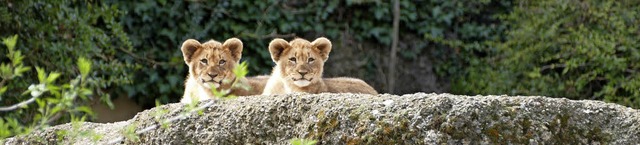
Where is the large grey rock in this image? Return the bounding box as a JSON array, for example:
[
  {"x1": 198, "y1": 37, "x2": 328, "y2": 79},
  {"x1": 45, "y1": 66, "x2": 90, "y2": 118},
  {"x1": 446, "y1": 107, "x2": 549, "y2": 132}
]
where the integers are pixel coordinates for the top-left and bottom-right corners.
[{"x1": 5, "y1": 93, "x2": 640, "y2": 144}]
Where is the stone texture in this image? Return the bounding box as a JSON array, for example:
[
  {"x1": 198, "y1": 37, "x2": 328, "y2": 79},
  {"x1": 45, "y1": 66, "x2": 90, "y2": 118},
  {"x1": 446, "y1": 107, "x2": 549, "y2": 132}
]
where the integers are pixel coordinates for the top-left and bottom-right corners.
[{"x1": 5, "y1": 93, "x2": 640, "y2": 144}]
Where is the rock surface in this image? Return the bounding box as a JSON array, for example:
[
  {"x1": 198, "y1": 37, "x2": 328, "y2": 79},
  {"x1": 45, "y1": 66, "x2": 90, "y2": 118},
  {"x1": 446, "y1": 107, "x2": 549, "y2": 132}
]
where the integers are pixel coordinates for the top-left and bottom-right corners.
[{"x1": 5, "y1": 93, "x2": 640, "y2": 144}]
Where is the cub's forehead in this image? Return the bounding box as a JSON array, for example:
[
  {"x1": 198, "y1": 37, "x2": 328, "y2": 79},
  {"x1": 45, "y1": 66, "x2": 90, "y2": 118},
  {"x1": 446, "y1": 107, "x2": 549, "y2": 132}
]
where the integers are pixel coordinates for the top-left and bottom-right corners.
[
  {"x1": 201, "y1": 40, "x2": 222, "y2": 49},
  {"x1": 289, "y1": 39, "x2": 312, "y2": 49},
  {"x1": 197, "y1": 40, "x2": 225, "y2": 58}
]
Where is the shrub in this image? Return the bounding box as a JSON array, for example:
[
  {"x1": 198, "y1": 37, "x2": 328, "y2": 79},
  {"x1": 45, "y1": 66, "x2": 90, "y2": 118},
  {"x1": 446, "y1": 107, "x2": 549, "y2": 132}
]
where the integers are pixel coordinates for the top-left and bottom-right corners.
[
  {"x1": 455, "y1": 0, "x2": 640, "y2": 108},
  {"x1": 0, "y1": 35, "x2": 96, "y2": 139},
  {"x1": 0, "y1": 0, "x2": 134, "y2": 138}
]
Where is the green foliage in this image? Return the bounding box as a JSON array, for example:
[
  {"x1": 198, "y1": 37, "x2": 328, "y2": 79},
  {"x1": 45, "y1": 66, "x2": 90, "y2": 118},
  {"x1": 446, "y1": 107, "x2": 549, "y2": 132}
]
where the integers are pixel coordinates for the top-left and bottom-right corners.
[
  {"x1": 290, "y1": 138, "x2": 318, "y2": 145},
  {"x1": 0, "y1": 35, "x2": 31, "y2": 98},
  {"x1": 394, "y1": 0, "x2": 511, "y2": 96},
  {"x1": 455, "y1": 0, "x2": 640, "y2": 108},
  {"x1": 109, "y1": 0, "x2": 511, "y2": 105},
  {"x1": 1, "y1": 0, "x2": 135, "y2": 139},
  {"x1": 151, "y1": 100, "x2": 170, "y2": 129},
  {"x1": 121, "y1": 123, "x2": 140, "y2": 142},
  {"x1": 0, "y1": 35, "x2": 97, "y2": 139},
  {"x1": 0, "y1": 0, "x2": 134, "y2": 108},
  {"x1": 55, "y1": 115, "x2": 103, "y2": 144},
  {"x1": 77, "y1": 57, "x2": 92, "y2": 81}
]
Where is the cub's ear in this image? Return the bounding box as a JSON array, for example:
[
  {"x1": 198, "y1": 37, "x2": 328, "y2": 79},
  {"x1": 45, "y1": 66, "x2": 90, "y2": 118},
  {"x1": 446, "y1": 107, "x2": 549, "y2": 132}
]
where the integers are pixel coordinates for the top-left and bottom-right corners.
[
  {"x1": 311, "y1": 37, "x2": 332, "y2": 61},
  {"x1": 181, "y1": 39, "x2": 201, "y2": 64},
  {"x1": 268, "y1": 38, "x2": 290, "y2": 62},
  {"x1": 222, "y1": 38, "x2": 243, "y2": 62}
]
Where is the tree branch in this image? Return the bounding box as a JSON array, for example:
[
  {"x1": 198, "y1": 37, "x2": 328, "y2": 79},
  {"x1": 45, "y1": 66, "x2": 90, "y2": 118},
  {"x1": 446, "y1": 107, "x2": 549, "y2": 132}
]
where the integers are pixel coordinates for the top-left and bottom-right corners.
[
  {"x1": 0, "y1": 95, "x2": 39, "y2": 112},
  {"x1": 260, "y1": 32, "x2": 296, "y2": 39},
  {"x1": 117, "y1": 47, "x2": 173, "y2": 66},
  {"x1": 539, "y1": 63, "x2": 588, "y2": 72},
  {"x1": 626, "y1": 69, "x2": 636, "y2": 73},
  {"x1": 540, "y1": 64, "x2": 567, "y2": 71},
  {"x1": 387, "y1": 0, "x2": 400, "y2": 94}
]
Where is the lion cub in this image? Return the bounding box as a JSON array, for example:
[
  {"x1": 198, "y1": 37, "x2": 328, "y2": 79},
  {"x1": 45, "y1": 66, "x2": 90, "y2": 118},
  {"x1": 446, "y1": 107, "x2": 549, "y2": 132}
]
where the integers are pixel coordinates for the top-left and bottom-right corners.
[
  {"x1": 180, "y1": 38, "x2": 266, "y2": 103},
  {"x1": 262, "y1": 37, "x2": 377, "y2": 95}
]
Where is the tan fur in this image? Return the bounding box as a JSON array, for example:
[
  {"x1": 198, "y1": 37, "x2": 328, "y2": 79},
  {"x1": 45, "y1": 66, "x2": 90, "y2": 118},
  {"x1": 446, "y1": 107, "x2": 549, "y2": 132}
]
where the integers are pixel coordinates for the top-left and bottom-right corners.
[
  {"x1": 325, "y1": 77, "x2": 378, "y2": 94},
  {"x1": 180, "y1": 38, "x2": 266, "y2": 103},
  {"x1": 262, "y1": 37, "x2": 377, "y2": 95}
]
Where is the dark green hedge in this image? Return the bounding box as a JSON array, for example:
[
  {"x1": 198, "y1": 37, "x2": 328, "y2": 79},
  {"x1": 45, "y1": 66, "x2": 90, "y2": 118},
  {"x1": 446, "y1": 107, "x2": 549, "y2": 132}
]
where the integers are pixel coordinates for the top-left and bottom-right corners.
[{"x1": 111, "y1": 0, "x2": 510, "y2": 107}]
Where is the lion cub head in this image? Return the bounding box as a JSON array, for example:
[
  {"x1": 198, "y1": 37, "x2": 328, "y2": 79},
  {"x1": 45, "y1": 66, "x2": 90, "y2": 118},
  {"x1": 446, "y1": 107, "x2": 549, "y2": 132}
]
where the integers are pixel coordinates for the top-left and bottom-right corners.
[
  {"x1": 181, "y1": 38, "x2": 243, "y2": 91},
  {"x1": 268, "y1": 37, "x2": 332, "y2": 87}
]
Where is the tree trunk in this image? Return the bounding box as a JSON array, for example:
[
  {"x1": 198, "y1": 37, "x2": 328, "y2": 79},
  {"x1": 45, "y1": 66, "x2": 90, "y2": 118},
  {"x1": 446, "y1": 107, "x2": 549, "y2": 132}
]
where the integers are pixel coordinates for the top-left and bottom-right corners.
[{"x1": 388, "y1": 0, "x2": 400, "y2": 94}]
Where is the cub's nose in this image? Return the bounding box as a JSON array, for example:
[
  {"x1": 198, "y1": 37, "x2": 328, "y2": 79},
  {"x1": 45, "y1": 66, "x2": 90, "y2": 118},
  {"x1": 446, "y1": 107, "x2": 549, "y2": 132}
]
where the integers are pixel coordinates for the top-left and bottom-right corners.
[
  {"x1": 298, "y1": 70, "x2": 308, "y2": 77},
  {"x1": 207, "y1": 72, "x2": 218, "y2": 78}
]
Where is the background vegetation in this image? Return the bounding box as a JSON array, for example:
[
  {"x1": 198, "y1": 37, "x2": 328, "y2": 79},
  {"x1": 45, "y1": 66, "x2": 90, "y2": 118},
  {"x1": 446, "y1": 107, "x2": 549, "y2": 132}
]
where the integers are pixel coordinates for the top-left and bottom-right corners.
[
  {"x1": 1, "y1": 0, "x2": 132, "y2": 139},
  {"x1": 454, "y1": 0, "x2": 640, "y2": 107},
  {"x1": 109, "y1": 0, "x2": 511, "y2": 108},
  {"x1": 1, "y1": 0, "x2": 638, "y2": 139}
]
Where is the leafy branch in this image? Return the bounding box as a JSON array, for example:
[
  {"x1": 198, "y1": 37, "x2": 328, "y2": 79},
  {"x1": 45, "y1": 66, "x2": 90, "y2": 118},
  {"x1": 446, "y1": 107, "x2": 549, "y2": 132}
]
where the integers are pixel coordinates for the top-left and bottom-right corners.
[{"x1": 0, "y1": 35, "x2": 96, "y2": 139}]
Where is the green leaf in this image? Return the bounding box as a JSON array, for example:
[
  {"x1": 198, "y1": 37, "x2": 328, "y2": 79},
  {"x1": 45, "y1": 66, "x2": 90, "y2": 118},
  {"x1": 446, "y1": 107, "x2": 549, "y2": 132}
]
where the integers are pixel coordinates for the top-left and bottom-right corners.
[
  {"x1": 101, "y1": 95, "x2": 114, "y2": 109},
  {"x1": 79, "y1": 88, "x2": 93, "y2": 100},
  {"x1": 233, "y1": 61, "x2": 249, "y2": 79},
  {"x1": 122, "y1": 124, "x2": 140, "y2": 142},
  {"x1": 14, "y1": 66, "x2": 31, "y2": 77},
  {"x1": 35, "y1": 98, "x2": 46, "y2": 108},
  {"x1": 527, "y1": 68, "x2": 541, "y2": 78},
  {"x1": 562, "y1": 67, "x2": 570, "y2": 74},
  {"x1": 45, "y1": 85, "x2": 60, "y2": 93},
  {"x1": 36, "y1": 67, "x2": 46, "y2": 83},
  {"x1": 2, "y1": 35, "x2": 18, "y2": 50},
  {"x1": 0, "y1": 119, "x2": 9, "y2": 138},
  {"x1": 160, "y1": 121, "x2": 170, "y2": 129},
  {"x1": 46, "y1": 72, "x2": 62, "y2": 83},
  {"x1": 155, "y1": 100, "x2": 162, "y2": 107},
  {"x1": 91, "y1": 134, "x2": 104, "y2": 142},
  {"x1": 51, "y1": 106, "x2": 63, "y2": 115},
  {"x1": 290, "y1": 138, "x2": 317, "y2": 145},
  {"x1": 77, "y1": 57, "x2": 92, "y2": 80},
  {"x1": 0, "y1": 63, "x2": 11, "y2": 78},
  {"x1": 75, "y1": 106, "x2": 95, "y2": 116},
  {"x1": 211, "y1": 86, "x2": 229, "y2": 99},
  {"x1": 0, "y1": 86, "x2": 7, "y2": 94},
  {"x1": 11, "y1": 51, "x2": 24, "y2": 66}
]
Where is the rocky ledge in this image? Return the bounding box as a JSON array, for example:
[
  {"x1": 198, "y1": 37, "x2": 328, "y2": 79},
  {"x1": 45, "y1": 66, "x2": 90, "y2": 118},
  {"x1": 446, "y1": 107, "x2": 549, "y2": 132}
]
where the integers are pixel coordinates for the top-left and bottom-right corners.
[{"x1": 5, "y1": 93, "x2": 640, "y2": 144}]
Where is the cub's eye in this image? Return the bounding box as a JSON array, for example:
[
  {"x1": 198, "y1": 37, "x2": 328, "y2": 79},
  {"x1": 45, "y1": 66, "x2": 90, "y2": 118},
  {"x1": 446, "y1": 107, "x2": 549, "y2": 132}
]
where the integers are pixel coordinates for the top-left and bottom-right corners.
[
  {"x1": 200, "y1": 59, "x2": 208, "y2": 64},
  {"x1": 219, "y1": 60, "x2": 226, "y2": 65},
  {"x1": 289, "y1": 57, "x2": 296, "y2": 62},
  {"x1": 308, "y1": 58, "x2": 315, "y2": 63}
]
